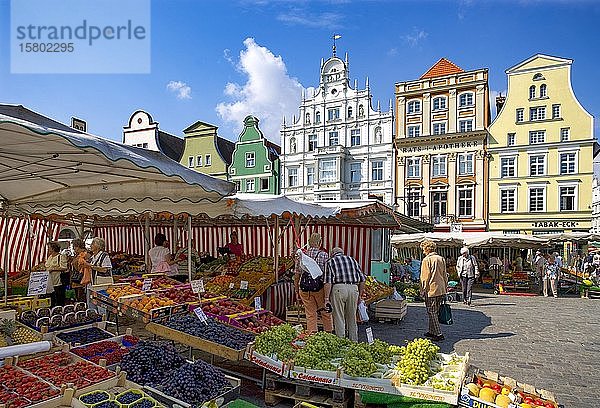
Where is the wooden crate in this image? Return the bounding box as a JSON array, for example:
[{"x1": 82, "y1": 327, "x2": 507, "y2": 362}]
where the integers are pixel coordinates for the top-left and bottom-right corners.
[
  {"x1": 373, "y1": 299, "x2": 407, "y2": 323},
  {"x1": 285, "y1": 307, "x2": 322, "y2": 329},
  {"x1": 265, "y1": 373, "x2": 353, "y2": 408}
]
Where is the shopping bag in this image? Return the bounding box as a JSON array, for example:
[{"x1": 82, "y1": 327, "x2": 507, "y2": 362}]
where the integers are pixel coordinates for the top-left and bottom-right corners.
[
  {"x1": 438, "y1": 301, "x2": 453, "y2": 325},
  {"x1": 297, "y1": 249, "x2": 322, "y2": 279},
  {"x1": 357, "y1": 300, "x2": 369, "y2": 322}
]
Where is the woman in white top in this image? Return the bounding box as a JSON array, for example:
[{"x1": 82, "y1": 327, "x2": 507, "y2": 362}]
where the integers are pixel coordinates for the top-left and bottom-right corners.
[
  {"x1": 148, "y1": 233, "x2": 177, "y2": 273},
  {"x1": 89, "y1": 237, "x2": 114, "y2": 285}
]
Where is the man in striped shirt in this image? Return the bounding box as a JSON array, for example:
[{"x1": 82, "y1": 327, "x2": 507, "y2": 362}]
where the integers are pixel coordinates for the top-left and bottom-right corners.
[{"x1": 324, "y1": 247, "x2": 366, "y2": 341}]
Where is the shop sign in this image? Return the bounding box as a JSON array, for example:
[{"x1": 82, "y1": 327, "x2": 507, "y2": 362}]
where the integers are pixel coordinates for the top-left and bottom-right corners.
[
  {"x1": 366, "y1": 327, "x2": 374, "y2": 344},
  {"x1": 141, "y1": 278, "x2": 152, "y2": 291},
  {"x1": 401, "y1": 140, "x2": 479, "y2": 154},
  {"x1": 27, "y1": 271, "x2": 49, "y2": 296},
  {"x1": 254, "y1": 297, "x2": 262, "y2": 311},
  {"x1": 532, "y1": 221, "x2": 579, "y2": 228},
  {"x1": 191, "y1": 279, "x2": 205, "y2": 294},
  {"x1": 248, "y1": 351, "x2": 287, "y2": 376},
  {"x1": 289, "y1": 369, "x2": 339, "y2": 385}
]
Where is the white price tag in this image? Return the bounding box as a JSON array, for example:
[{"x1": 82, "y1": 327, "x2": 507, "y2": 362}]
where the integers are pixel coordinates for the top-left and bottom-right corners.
[
  {"x1": 254, "y1": 297, "x2": 262, "y2": 311},
  {"x1": 28, "y1": 271, "x2": 49, "y2": 296},
  {"x1": 229, "y1": 282, "x2": 235, "y2": 289},
  {"x1": 142, "y1": 278, "x2": 153, "y2": 291},
  {"x1": 194, "y1": 307, "x2": 208, "y2": 324},
  {"x1": 240, "y1": 280, "x2": 248, "y2": 290},
  {"x1": 366, "y1": 327, "x2": 374, "y2": 344},
  {"x1": 191, "y1": 279, "x2": 205, "y2": 294}
]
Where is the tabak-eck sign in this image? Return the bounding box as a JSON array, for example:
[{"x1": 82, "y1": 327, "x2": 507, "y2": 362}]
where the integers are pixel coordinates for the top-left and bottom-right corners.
[{"x1": 532, "y1": 221, "x2": 579, "y2": 228}]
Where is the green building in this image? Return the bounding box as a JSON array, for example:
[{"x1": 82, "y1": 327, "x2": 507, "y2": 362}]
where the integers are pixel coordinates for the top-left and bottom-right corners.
[
  {"x1": 180, "y1": 121, "x2": 234, "y2": 180},
  {"x1": 229, "y1": 116, "x2": 281, "y2": 194}
]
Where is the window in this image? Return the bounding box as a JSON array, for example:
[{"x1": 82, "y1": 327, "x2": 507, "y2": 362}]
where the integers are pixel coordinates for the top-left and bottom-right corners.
[
  {"x1": 529, "y1": 187, "x2": 545, "y2": 212},
  {"x1": 350, "y1": 129, "x2": 361, "y2": 146},
  {"x1": 406, "y1": 158, "x2": 421, "y2": 178},
  {"x1": 306, "y1": 167, "x2": 315, "y2": 185},
  {"x1": 516, "y1": 108, "x2": 524, "y2": 123},
  {"x1": 432, "y1": 96, "x2": 447, "y2": 110},
  {"x1": 246, "y1": 178, "x2": 255, "y2": 193},
  {"x1": 500, "y1": 157, "x2": 516, "y2": 178},
  {"x1": 500, "y1": 189, "x2": 516, "y2": 213},
  {"x1": 540, "y1": 84, "x2": 547, "y2": 98},
  {"x1": 328, "y1": 131, "x2": 339, "y2": 146},
  {"x1": 374, "y1": 127, "x2": 382, "y2": 144},
  {"x1": 459, "y1": 119, "x2": 473, "y2": 132},
  {"x1": 552, "y1": 104, "x2": 560, "y2": 119},
  {"x1": 350, "y1": 163, "x2": 361, "y2": 183},
  {"x1": 307, "y1": 134, "x2": 317, "y2": 152},
  {"x1": 305, "y1": 113, "x2": 310, "y2": 124},
  {"x1": 458, "y1": 185, "x2": 474, "y2": 217},
  {"x1": 459, "y1": 92, "x2": 474, "y2": 107},
  {"x1": 287, "y1": 168, "x2": 298, "y2": 187},
  {"x1": 315, "y1": 112, "x2": 321, "y2": 124},
  {"x1": 507, "y1": 133, "x2": 516, "y2": 146},
  {"x1": 196, "y1": 155, "x2": 202, "y2": 167},
  {"x1": 560, "y1": 128, "x2": 570, "y2": 142},
  {"x1": 261, "y1": 178, "x2": 269, "y2": 191},
  {"x1": 348, "y1": 106, "x2": 353, "y2": 118},
  {"x1": 407, "y1": 125, "x2": 420, "y2": 138},
  {"x1": 235, "y1": 181, "x2": 241, "y2": 192},
  {"x1": 560, "y1": 152, "x2": 576, "y2": 174},
  {"x1": 289, "y1": 137, "x2": 297, "y2": 153},
  {"x1": 205, "y1": 154, "x2": 212, "y2": 166},
  {"x1": 431, "y1": 192, "x2": 447, "y2": 220},
  {"x1": 529, "y1": 130, "x2": 545, "y2": 144},
  {"x1": 432, "y1": 122, "x2": 446, "y2": 135},
  {"x1": 245, "y1": 152, "x2": 255, "y2": 168},
  {"x1": 371, "y1": 161, "x2": 384, "y2": 181},
  {"x1": 327, "y1": 108, "x2": 340, "y2": 121},
  {"x1": 533, "y1": 73, "x2": 545, "y2": 81},
  {"x1": 560, "y1": 186, "x2": 576, "y2": 211},
  {"x1": 319, "y1": 159, "x2": 336, "y2": 182},
  {"x1": 407, "y1": 100, "x2": 421, "y2": 114},
  {"x1": 529, "y1": 155, "x2": 546, "y2": 176},
  {"x1": 529, "y1": 107, "x2": 546, "y2": 121},
  {"x1": 458, "y1": 153, "x2": 474, "y2": 175},
  {"x1": 405, "y1": 189, "x2": 422, "y2": 217},
  {"x1": 529, "y1": 85, "x2": 536, "y2": 100},
  {"x1": 431, "y1": 155, "x2": 447, "y2": 177},
  {"x1": 188, "y1": 156, "x2": 194, "y2": 168}
]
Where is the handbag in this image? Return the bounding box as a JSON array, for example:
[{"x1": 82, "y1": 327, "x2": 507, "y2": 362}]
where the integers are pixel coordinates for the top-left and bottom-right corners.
[{"x1": 438, "y1": 300, "x2": 453, "y2": 325}]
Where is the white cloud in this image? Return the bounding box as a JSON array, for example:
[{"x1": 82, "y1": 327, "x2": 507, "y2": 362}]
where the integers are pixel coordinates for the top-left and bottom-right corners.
[
  {"x1": 216, "y1": 38, "x2": 304, "y2": 142},
  {"x1": 223, "y1": 48, "x2": 233, "y2": 64},
  {"x1": 402, "y1": 28, "x2": 428, "y2": 48},
  {"x1": 277, "y1": 9, "x2": 343, "y2": 29},
  {"x1": 166, "y1": 81, "x2": 192, "y2": 100},
  {"x1": 387, "y1": 47, "x2": 398, "y2": 57}
]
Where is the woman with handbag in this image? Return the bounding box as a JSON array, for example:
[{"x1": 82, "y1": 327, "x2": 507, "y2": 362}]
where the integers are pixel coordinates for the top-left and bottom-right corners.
[
  {"x1": 456, "y1": 247, "x2": 479, "y2": 306},
  {"x1": 71, "y1": 239, "x2": 92, "y2": 302}
]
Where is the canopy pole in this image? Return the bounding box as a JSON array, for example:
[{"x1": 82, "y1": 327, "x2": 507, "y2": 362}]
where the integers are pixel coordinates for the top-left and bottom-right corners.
[
  {"x1": 173, "y1": 217, "x2": 178, "y2": 251},
  {"x1": 144, "y1": 215, "x2": 150, "y2": 268},
  {"x1": 26, "y1": 215, "x2": 32, "y2": 272},
  {"x1": 188, "y1": 216, "x2": 192, "y2": 283},
  {"x1": 3, "y1": 215, "x2": 9, "y2": 306},
  {"x1": 273, "y1": 216, "x2": 280, "y2": 284}
]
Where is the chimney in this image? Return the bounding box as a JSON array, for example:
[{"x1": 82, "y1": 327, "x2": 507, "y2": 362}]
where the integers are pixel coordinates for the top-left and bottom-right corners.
[
  {"x1": 71, "y1": 117, "x2": 87, "y2": 132},
  {"x1": 495, "y1": 94, "x2": 506, "y2": 114}
]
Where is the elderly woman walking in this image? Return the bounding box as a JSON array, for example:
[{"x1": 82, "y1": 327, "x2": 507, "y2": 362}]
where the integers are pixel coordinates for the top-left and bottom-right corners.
[
  {"x1": 420, "y1": 239, "x2": 448, "y2": 342},
  {"x1": 543, "y1": 255, "x2": 560, "y2": 298}
]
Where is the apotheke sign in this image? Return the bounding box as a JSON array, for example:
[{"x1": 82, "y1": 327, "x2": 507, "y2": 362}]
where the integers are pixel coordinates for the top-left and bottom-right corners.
[{"x1": 401, "y1": 140, "x2": 479, "y2": 154}]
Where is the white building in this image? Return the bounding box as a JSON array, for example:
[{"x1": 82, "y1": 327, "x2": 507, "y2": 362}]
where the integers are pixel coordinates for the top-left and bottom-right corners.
[
  {"x1": 123, "y1": 110, "x2": 184, "y2": 162},
  {"x1": 280, "y1": 52, "x2": 395, "y2": 204},
  {"x1": 592, "y1": 177, "x2": 600, "y2": 234}
]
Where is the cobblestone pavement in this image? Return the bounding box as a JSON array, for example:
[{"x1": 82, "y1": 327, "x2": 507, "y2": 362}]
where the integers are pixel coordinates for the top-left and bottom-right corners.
[{"x1": 362, "y1": 293, "x2": 600, "y2": 408}]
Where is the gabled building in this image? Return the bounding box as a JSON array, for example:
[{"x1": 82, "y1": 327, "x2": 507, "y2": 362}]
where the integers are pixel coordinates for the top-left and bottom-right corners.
[
  {"x1": 179, "y1": 121, "x2": 235, "y2": 180},
  {"x1": 394, "y1": 58, "x2": 490, "y2": 232},
  {"x1": 280, "y1": 50, "x2": 395, "y2": 204},
  {"x1": 229, "y1": 116, "x2": 280, "y2": 194},
  {"x1": 488, "y1": 54, "x2": 597, "y2": 234},
  {"x1": 123, "y1": 110, "x2": 184, "y2": 162}
]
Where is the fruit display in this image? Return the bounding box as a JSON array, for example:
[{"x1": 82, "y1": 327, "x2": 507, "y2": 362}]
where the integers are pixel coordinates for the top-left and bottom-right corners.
[
  {"x1": 164, "y1": 314, "x2": 254, "y2": 350},
  {"x1": 78, "y1": 388, "x2": 161, "y2": 408},
  {"x1": 391, "y1": 338, "x2": 440, "y2": 385},
  {"x1": 110, "y1": 252, "x2": 145, "y2": 275},
  {"x1": 19, "y1": 351, "x2": 114, "y2": 389},
  {"x1": 131, "y1": 276, "x2": 181, "y2": 290},
  {"x1": 79, "y1": 390, "x2": 111, "y2": 405},
  {"x1": 160, "y1": 286, "x2": 220, "y2": 303},
  {"x1": 0, "y1": 365, "x2": 61, "y2": 408},
  {"x1": 200, "y1": 298, "x2": 253, "y2": 317},
  {"x1": 122, "y1": 294, "x2": 176, "y2": 313},
  {"x1": 254, "y1": 323, "x2": 298, "y2": 361},
  {"x1": 105, "y1": 285, "x2": 143, "y2": 300},
  {"x1": 232, "y1": 311, "x2": 285, "y2": 333},
  {"x1": 362, "y1": 276, "x2": 394, "y2": 303},
  {"x1": 295, "y1": 332, "x2": 351, "y2": 370},
  {"x1": 71, "y1": 335, "x2": 140, "y2": 365},
  {"x1": 162, "y1": 359, "x2": 232, "y2": 405},
  {"x1": 56, "y1": 326, "x2": 114, "y2": 346},
  {"x1": 0, "y1": 318, "x2": 42, "y2": 346},
  {"x1": 20, "y1": 304, "x2": 102, "y2": 331},
  {"x1": 120, "y1": 341, "x2": 186, "y2": 386}
]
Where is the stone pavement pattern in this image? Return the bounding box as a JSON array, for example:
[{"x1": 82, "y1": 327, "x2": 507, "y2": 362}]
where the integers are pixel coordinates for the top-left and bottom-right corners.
[{"x1": 363, "y1": 294, "x2": 600, "y2": 408}]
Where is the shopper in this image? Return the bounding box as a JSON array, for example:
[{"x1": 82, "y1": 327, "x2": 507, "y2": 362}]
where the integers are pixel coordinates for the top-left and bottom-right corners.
[
  {"x1": 45, "y1": 241, "x2": 68, "y2": 307},
  {"x1": 405, "y1": 257, "x2": 422, "y2": 282},
  {"x1": 553, "y1": 252, "x2": 563, "y2": 269},
  {"x1": 324, "y1": 247, "x2": 365, "y2": 342},
  {"x1": 456, "y1": 247, "x2": 478, "y2": 306},
  {"x1": 534, "y1": 251, "x2": 546, "y2": 294},
  {"x1": 294, "y1": 233, "x2": 334, "y2": 334},
  {"x1": 71, "y1": 239, "x2": 92, "y2": 302},
  {"x1": 489, "y1": 253, "x2": 502, "y2": 283},
  {"x1": 225, "y1": 231, "x2": 244, "y2": 258},
  {"x1": 89, "y1": 237, "x2": 114, "y2": 285},
  {"x1": 543, "y1": 255, "x2": 560, "y2": 298},
  {"x1": 420, "y1": 239, "x2": 447, "y2": 342},
  {"x1": 148, "y1": 233, "x2": 177, "y2": 273}
]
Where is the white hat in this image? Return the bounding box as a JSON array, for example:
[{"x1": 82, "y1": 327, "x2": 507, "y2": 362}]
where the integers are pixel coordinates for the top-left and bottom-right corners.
[{"x1": 460, "y1": 247, "x2": 469, "y2": 255}]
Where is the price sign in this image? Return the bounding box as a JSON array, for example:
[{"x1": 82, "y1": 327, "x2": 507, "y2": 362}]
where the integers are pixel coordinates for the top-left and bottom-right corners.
[
  {"x1": 193, "y1": 307, "x2": 208, "y2": 324},
  {"x1": 28, "y1": 271, "x2": 49, "y2": 296},
  {"x1": 365, "y1": 327, "x2": 374, "y2": 345},
  {"x1": 142, "y1": 278, "x2": 153, "y2": 291},
  {"x1": 240, "y1": 280, "x2": 248, "y2": 290},
  {"x1": 191, "y1": 279, "x2": 205, "y2": 294},
  {"x1": 254, "y1": 297, "x2": 262, "y2": 311},
  {"x1": 229, "y1": 282, "x2": 235, "y2": 289}
]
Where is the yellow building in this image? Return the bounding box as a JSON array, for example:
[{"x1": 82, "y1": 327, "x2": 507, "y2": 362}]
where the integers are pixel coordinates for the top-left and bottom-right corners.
[{"x1": 488, "y1": 54, "x2": 597, "y2": 234}]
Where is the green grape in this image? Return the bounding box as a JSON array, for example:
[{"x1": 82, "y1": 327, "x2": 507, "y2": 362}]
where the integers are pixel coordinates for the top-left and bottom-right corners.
[
  {"x1": 294, "y1": 332, "x2": 349, "y2": 369},
  {"x1": 254, "y1": 324, "x2": 298, "y2": 361},
  {"x1": 393, "y1": 338, "x2": 440, "y2": 385},
  {"x1": 368, "y1": 339, "x2": 393, "y2": 364},
  {"x1": 341, "y1": 343, "x2": 377, "y2": 377}
]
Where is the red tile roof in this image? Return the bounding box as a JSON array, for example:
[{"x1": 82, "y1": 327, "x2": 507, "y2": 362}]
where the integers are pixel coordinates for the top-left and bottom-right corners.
[{"x1": 420, "y1": 58, "x2": 464, "y2": 79}]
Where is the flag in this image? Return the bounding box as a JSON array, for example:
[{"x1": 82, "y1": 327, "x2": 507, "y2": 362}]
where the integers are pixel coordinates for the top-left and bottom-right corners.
[{"x1": 333, "y1": 34, "x2": 342, "y2": 40}]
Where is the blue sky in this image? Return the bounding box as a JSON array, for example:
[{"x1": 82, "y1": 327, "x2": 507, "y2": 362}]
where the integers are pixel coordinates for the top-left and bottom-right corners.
[{"x1": 1, "y1": 0, "x2": 599, "y2": 144}]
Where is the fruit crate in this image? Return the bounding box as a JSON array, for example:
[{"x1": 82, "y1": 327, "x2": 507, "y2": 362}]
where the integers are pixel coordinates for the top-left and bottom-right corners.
[
  {"x1": 229, "y1": 310, "x2": 285, "y2": 334},
  {"x1": 117, "y1": 294, "x2": 177, "y2": 323},
  {"x1": 0, "y1": 320, "x2": 44, "y2": 346},
  {"x1": 265, "y1": 372, "x2": 353, "y2": 408},
  {"x1": 144, "y1": 321, "x2": 247, "y2": 361},
  {"x1": 52, "y1": 321, "x2": 115, "y2": 347},
  {"x1": 244, "y1": 343, "x2": 290, "y2": 377},
  {"x1": 71, "y1": 378, "x2": 164, "y2": 408},
  {"x1": 372, "y1": 299, "x2": 407, "y2": 323},
  {"x1": 70, "y1": 329, "x2": 139, "y2": 368},
  {"x1": 91, "y1": 283, "x2": 138, "y2": 308},
  {"x1": 285, "y1": 306, "x2": 323, "y2": 329}
]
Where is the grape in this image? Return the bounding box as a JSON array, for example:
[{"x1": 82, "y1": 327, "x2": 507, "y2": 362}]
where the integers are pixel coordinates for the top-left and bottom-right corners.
[
  {"x1": 120, "y1": 341, "x2": 186, "y2": 386},
  {"x1": 393, "y1": 338, "x2": 440, "y2": 385},
  {"x1": 368, "y1": 339, "x2": 393, "y2": 364},
  {"x1": 294, "y1": 332, "x2": 350, "y2": 370},
  {"x1": 162, "y1": 360, "x2": 231, "y2": 405},
  {"x1": 254, "y1": 324, "x2": 298, "y2": 361},
  {"x1": 341, "y1": 343, "x2": 377, "y2": 377},
  {"x1": 166, "y1": 315, "x2": 254, "y2": 350}
]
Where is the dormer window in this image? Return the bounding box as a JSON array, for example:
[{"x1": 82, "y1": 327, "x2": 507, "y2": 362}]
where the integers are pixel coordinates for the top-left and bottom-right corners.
[{"x1": 533, "y1": 73, "x2": 545, "y2": 81}]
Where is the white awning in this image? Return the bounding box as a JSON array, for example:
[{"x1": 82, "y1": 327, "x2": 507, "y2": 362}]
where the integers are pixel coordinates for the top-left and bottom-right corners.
[
  {"x1": 231, "y1": 194, "x2": 339, "y2": 218},
  {"x1": 392, "y1": 232, "x2": 549, "y2": 249}
]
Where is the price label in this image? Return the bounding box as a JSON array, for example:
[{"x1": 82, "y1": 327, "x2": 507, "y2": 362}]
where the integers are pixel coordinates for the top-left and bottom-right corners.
[
  {"x1": 240, "y1": 280, "x2": 249, "y2": 290},
  {"x1": 366, "y1": 327, "x2": 374, "y2": 345},
  {"x1": 194, "y1": 307, "x2": 208, "y2": 324},
  {"x1": 28, "y1": 271, "x2": 49, "y2": 296},
  {"x1": 191, "y1": 279, "x2": 205, "y2": 294},
  {"x1": 142, "y1": 278, "x2": 152, "y2": 291},
  {"x1": 229, "y1": 282, "x2": 235, "y2": 289},
  {"x1": 254, "y1": 297, "x2": 262, "y2": 311}
]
